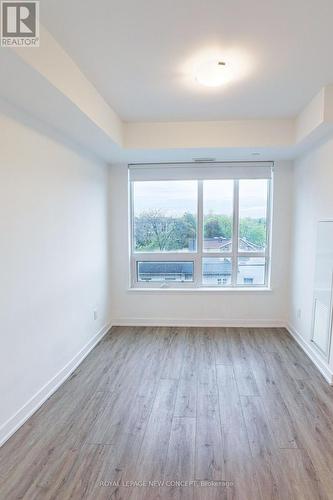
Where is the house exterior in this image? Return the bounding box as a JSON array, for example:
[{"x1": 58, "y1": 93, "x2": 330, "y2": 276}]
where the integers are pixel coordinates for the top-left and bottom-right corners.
[
  {"x1": 203, "y1": 237, "x2": 262, "y2": 252},
  {"x1": 138, "y1": 253, "x2": 265, "y2": 285}
]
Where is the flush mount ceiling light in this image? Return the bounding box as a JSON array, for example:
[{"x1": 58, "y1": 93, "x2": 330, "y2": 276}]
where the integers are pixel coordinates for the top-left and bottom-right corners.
[
  {"x1": 195, "y1": 59, "x2": 232, "y2": 87},
  {"x1": 183, "y1": 49, "x2": 252, "y2": 91}
]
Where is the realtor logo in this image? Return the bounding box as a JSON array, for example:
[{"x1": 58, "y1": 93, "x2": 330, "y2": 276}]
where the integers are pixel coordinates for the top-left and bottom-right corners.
[{"x1": 1, "y1": 1, "x2": 39, "y2": 47}]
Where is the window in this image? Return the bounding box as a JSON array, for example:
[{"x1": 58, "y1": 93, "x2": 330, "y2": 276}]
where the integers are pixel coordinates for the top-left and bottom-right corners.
[
  {"x1": 203, "y1": 180, "x2": 233, "y2": 253},
  {"x1": 133, "y1": 181, "x2": 197, "y2": 252},
  {"x1": 130, "y1": 163, "x2": 272, "y2": 288},
  {"x1": 137, "y1": 261, "x2": 194, "y2": 283},
  {"x1": 239, "y1": 179, "x2": 268, "y2": 252},
  {"x1": 202, "y1": 257, "x2": 232, "y2": 286},
  {"x1": 237, "y1": 257, "x2": 266, "y2": 285}
]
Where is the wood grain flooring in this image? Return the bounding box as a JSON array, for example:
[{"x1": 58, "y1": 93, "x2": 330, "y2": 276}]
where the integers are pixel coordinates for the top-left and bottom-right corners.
[{"x1": 1, "y1": 326, "x2": 333, "y2": 499}]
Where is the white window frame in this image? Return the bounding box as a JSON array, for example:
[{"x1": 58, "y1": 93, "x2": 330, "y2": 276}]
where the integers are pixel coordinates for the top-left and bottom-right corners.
[{"x1": 129, "y1": 169, "x2": 272, "y2": 290}]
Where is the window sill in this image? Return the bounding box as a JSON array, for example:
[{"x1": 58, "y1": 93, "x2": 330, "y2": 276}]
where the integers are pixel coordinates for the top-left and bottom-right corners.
[{"x1": 127, "y1": 287, "x2": 272, "y2": 293}]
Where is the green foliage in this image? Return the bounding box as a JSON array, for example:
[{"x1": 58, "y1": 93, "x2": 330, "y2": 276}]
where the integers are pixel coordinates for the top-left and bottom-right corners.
[
  {"x1": 134, "y1": 210, "x2": 196, "y2": 251},
  {"x1": 204, "y1": 215, "x2": 232, "y2": 239},
  {"x1": 134, "y1": 211, "x2": 266, "y2": 251},
  {"x1": 239, "y1": 217, "x2": 266, "y2": 248}
]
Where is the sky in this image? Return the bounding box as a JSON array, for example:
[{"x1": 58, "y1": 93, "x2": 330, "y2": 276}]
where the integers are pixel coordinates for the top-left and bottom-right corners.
[{"x1": 134, "y1": 180, "x2": 267, "y2": 218}]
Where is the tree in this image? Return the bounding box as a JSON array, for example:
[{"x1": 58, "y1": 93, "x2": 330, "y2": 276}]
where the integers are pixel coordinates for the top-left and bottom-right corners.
[
  {"x1": 134, "y1": 210, "x2": 266, "y2": 251},
  {"x1": 135, "y1": 209, "x2": 176, "y2": 250},
  {"x1": 239, "y1": 217, "x2": 266, "y2": 248},
  {"x1": 204, "y1": 214, "x2": 232, "y2": 239},
  {"x1": 134, "y1": 210, "x2": 197, "y2": 251},
  {"x1": 173, "y1": 212, "x2": 196, "y2": 249},
  {"x1": 204, "y1": 216, "x2": 221, "y2": 238}
]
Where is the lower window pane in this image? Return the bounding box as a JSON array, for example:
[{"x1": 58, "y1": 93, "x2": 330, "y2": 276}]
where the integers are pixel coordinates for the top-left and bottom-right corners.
[
  {"x1": 237, "y1": 257, "x2": 266, "y2": 285},
  {"x1": 202, "y1": 257, "x2": 232, "y2": 286},
  {"x1": 137, "y1": 261, "x2": 194, "y2": 282}
]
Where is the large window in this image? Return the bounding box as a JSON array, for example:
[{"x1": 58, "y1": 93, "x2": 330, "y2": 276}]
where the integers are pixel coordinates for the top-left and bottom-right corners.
[{"x1": 130, "y1": 164, "x2": 272, "y2": 288}]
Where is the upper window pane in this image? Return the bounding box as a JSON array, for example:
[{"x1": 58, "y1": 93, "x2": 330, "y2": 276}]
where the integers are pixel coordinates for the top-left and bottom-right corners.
[
  {"x1": 203, "y1": 180, "x2": 233, "y2": 253},
  {"x1": 239, "y1": 179, "x2": 268, "y2": 252},
  {"x1": 133, "y1": 181, "x2": 197, "y2": 252}
]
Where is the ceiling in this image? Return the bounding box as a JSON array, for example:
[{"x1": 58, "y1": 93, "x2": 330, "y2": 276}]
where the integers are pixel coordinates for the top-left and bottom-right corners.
[{"x1": 42, "y1": 0, "x2": 333, "y2": 122}]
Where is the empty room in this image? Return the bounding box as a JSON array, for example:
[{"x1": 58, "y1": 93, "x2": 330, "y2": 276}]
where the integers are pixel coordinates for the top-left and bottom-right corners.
[{"x1": 2, "y1": 1, "x2": 333, "y2": 499}]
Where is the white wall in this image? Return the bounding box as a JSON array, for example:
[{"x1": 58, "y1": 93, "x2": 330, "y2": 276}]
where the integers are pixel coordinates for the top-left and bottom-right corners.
[
  {"x1": 109, "y1": 161, "x2": 292, "y2": 326},
  {"x1": 0, "y1": 108, "x2": 111, "y2": 443},
  {"x1": 289, "y1": 136, "x2": 333, "y2": 379}
]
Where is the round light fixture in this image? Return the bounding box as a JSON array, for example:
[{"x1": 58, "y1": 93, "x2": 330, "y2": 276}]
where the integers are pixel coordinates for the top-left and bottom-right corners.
[{"x1": 195, "y1": 60, "x2": 231, "y2": 87}]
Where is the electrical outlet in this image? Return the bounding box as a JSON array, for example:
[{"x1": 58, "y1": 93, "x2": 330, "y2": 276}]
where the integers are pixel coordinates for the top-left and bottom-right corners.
[
  {"x1": 93, "y1": 310, "x2": 98, "y2": 321},
  {"x1": 297, "y1": 308, "x2": 302, "y2": 320}
]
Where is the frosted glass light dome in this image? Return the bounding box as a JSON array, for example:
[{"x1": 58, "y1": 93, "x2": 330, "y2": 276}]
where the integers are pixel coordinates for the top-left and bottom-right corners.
[{"x1": 195, "y1": 60, "x2": 231, "y2": 87}]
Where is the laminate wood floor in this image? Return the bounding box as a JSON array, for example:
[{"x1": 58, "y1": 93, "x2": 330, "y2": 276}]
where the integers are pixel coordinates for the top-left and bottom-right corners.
[{"x1": 1, "y1": 327, "x2": 333, "y2": 499}]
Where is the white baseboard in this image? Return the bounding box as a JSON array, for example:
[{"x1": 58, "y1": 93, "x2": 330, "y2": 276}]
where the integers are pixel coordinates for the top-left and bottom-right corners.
[
  {"x1": 286, "y1": 323, "x2": 333, "y2": 384},
  {"x1": 0, "y1": 322, "x2": 112, "y2": 447},
  {"x1": 112, "y1": 317, "x2": 285, "y2": 328}
]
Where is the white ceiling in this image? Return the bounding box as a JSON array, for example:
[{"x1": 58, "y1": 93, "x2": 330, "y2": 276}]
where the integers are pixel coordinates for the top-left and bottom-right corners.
[{"x1": 42, "y1": 0, "x2": 333, "y2": 122}]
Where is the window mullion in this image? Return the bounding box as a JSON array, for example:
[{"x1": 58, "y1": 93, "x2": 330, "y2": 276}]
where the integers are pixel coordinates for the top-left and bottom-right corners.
[
  {"x1": 129, "y1": 181, "x2": 136, "y2": 287},
  {"x1": 237, "y1": 252, "x2": 266, "y2": 258},
  {"x1": 265, "y1": 177, "x2": 272, "y2": 286},
  {"x1": 232, "y1": 180, "x2": 239, "y2": 286},
  {"x1": 197, "y1": 180, "x2": 203, "y2": 286}
]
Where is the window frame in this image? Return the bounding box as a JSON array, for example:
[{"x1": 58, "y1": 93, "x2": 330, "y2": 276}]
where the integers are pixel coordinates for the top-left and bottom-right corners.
[{"x1": 130, "y1": 175, "x2": 272, "y2": 289}]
